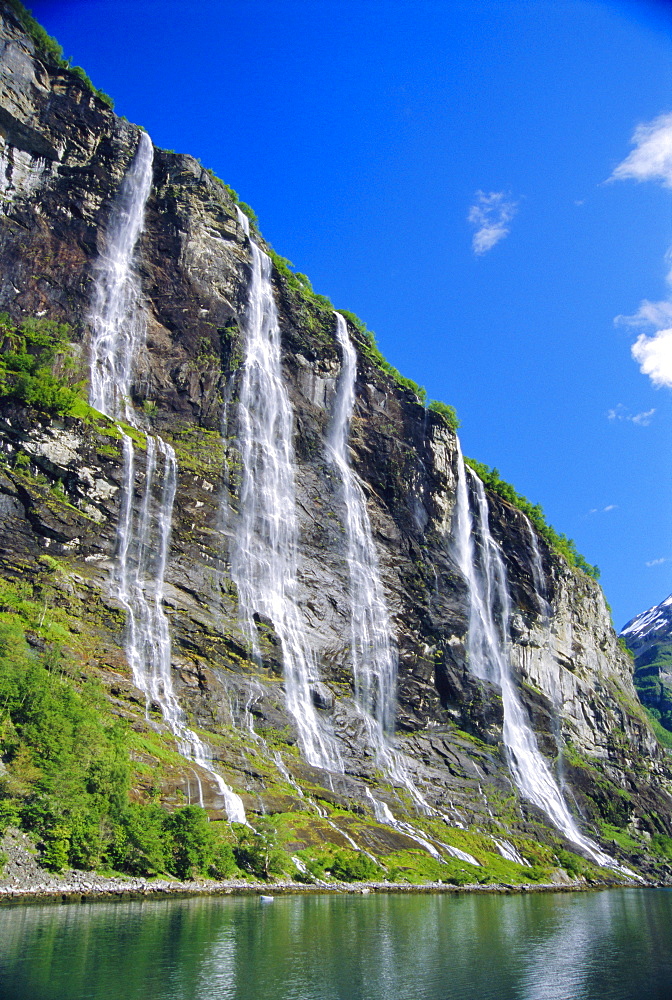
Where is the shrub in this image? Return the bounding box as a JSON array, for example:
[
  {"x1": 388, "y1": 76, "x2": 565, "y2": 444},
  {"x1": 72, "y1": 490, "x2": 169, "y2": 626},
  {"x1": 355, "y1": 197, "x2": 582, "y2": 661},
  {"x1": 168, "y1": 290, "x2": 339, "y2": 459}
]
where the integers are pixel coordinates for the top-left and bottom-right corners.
[
  {"x1": 0, "y1": 314, "x2": 83, "y2": 416},
  {"x1": 0, "y1": 611, "x2": 130, "y2": 870},
  {"x1": 555, "y1": 848, "x2": 590, "y2": 878},
  {"x1": 164, "y1": 805, "x2": 216, "y2": 880},
  {"x1": 650, "y1": 833, "x2": 672, "y2": 859},
  {"x1": 428, "y1": 399, "x2": 460, "y2": 431},
  {"x1": 233, "y1": 818, "x2": 286, "y2": 878},
  {"x1": 210, "y1": 841, "x2": 240, "y2": 878},
  {"x1": 336, "y1": 313, "x2": 426, "y2": 402},
  {"x1": 110, "y1": 803, "x2": 170, "y2": 876},
  {"x1": 6, "y1": 0, "x2": 64, "y2": 64},
  {"x1": 328, "y1": 848, "x2": 384, "y2": 882},
  {"x1": 238, "y1": 202, "x2": 258, "y2": 226}
]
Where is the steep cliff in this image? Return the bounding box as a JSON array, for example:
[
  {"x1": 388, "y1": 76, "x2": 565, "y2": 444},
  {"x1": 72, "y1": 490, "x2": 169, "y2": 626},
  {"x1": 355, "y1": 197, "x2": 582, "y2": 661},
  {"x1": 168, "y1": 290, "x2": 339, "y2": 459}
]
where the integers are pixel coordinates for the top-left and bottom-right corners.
[{"x1": 1, "y1": 1, "x2": 672, "y2": 885}]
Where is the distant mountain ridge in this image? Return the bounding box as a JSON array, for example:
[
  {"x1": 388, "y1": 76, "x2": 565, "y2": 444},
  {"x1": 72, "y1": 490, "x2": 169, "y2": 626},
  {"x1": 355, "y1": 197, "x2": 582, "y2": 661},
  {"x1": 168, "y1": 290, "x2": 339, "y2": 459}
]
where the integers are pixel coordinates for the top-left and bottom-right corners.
[{"x1": 621, "y1": 596, "x2": 672, "y2": 733}]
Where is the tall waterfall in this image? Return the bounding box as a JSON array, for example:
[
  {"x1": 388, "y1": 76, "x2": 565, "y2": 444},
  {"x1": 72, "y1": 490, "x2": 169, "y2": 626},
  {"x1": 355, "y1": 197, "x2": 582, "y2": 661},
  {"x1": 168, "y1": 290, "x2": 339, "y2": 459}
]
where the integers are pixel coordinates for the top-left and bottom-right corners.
[
  {"x1": 89, "y1": 131, "x2": 154, "y2": 420},
  {"x1": 525, "y1": 517, "x2": 551, "y2": 619},
  {"x1": 326, "y1": 314, "x2": 447, "y2": 825},
  {"x1": 229, "y1": 208, "x2": 340, "y2": 772},
  {"x1": 89, "y1": 133, "x2": 245, "y2": 823},
  {"x1": 326, "y1": 313, "x2": 397, "y2": 734},
  {"x1": 452, "y1": 442, "x2": 614, "y2": 866}
]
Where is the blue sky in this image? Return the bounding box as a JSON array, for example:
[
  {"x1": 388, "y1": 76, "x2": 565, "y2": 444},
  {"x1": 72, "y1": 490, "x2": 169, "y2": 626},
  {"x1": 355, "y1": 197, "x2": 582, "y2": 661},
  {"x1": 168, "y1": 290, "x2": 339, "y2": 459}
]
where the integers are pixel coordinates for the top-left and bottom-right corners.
[{"x1": 30, "y1": 0, "x2": 672, "y2": 629}]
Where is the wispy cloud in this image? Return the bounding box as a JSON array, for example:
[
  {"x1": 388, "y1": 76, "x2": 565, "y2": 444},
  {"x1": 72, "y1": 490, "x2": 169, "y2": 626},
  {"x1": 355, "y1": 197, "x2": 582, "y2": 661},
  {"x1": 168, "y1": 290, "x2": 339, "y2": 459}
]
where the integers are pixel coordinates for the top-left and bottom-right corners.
[
  {"x1": 615, "y1": 297, "x2": 672, "y2": 330},
  {"x1": 646, "y1": 557, "x2": 668, "y2": 567},
  {"x1": 468, "y1": 191, "x2": 518, "y2": 255},
  {"x1": 611, "y1": 113, "x2": 672, "y2": 388},
  {"x1": 631, "y1": 407, "x2": 657, "y2": 425},
  {"x1": 610, "y1": 112, "x2": 672, "y2": 188},
  {"x1": 587, "y1": 504, "x2": 619, "y2": 515},
  {"x1": 607, "y1": 403, "x2": 656, "y2": 425}
]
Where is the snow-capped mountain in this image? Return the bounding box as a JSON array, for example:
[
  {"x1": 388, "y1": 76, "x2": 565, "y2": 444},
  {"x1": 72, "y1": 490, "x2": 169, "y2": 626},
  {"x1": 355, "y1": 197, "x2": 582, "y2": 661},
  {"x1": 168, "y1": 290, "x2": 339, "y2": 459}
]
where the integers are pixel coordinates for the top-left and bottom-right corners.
[
  {"x1": 620, "y1": 594, "x2": 672, "y2": 732},
  {"x1": 621, "y1": 594, "x2": 672, "y2": 660}
]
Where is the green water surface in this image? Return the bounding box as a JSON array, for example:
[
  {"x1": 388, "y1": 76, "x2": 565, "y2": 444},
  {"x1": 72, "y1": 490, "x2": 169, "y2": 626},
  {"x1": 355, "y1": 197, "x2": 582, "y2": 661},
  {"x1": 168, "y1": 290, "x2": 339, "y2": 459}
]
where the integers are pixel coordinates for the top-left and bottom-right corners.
[{"x1": 0, "y1": 888, "x2": 670, "y2": 999}]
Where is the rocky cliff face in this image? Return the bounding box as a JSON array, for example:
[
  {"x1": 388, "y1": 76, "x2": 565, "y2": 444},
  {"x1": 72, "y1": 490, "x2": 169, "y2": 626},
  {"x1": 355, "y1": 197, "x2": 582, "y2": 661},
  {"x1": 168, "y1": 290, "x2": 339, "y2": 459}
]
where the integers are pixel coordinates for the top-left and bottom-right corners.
[{"x1": 2, "y1": 1, "x2": 672, "y2": 881}]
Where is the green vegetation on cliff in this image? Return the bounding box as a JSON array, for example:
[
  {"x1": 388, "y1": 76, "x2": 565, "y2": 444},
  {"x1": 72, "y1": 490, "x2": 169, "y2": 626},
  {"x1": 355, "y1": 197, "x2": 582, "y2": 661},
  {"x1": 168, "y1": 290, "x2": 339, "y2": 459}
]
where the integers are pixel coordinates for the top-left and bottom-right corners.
[
  {"x1": 0, "y1": 571, "x2": 243, "y2": 879},
  {"x1": 5, "y1": 0, "x2": 113, "y2": 107},
  {"x1": 428, "y1": 398, "x2": 461, "y2": 431},
  {"x1": 0, "y1": 313, "x2": 83, "y2": 416},
  {"x1": 630, "y1": 641, "x2": 672, "y2": 738}
]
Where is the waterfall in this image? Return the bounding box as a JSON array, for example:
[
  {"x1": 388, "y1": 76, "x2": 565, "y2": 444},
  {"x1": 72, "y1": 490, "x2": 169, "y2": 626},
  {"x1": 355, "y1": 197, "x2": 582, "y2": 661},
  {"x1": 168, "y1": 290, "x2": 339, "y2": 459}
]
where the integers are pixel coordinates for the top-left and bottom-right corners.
[
  {"x1": 326, "y1": 312, "x2": 397, "y2": 733},
  {"x1": 89, "y1": 133, "x2": 245, "y2": 823},
  {"x1": 525, "y1": 516, "x2": 552, "y2": 619},
  {"x1": 89, "y1": 132, "x2": 153, "y2": 419},
  {"x1": 327, "y1": 313, "x2": 468, "y2": 843},
  {"x1": 452, "y1": 441, "x2": 615, "y2": 867},
  {"x1": 229, "y1": 208, "x2": 340, "y2": 772}
]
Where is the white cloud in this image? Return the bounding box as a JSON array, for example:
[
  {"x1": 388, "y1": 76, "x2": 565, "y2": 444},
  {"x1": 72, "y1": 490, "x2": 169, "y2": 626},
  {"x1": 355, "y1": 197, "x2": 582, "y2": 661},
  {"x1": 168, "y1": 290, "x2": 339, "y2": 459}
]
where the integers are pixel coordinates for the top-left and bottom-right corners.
[
  {"x1": 646, "y1": 557, "x2": 668, "y2": 567},
  {"x1": 631, "y1": 328, "x2": 672, "y2": 388},
  {"x1": 631, "y1": 407, "x2": 656, "y2": 425},
  {"x1": 607, "y1": 403, "x2": 656, "y2": 425},
  {"x1": 611, "y1": 113, "x2": 672, "y2": 389},
  {"x1": 615, "y1": 298, "x2": 672, "y2": 329},
  {"x1": 587, "y1": 504, "x2": 619, "y2": 515},
  {"x1": 468, "y1": 191, "x2": 518, "y2": 255},
  {"x1": 610, "y1": 112, "x2": 672, "y2": 188}
]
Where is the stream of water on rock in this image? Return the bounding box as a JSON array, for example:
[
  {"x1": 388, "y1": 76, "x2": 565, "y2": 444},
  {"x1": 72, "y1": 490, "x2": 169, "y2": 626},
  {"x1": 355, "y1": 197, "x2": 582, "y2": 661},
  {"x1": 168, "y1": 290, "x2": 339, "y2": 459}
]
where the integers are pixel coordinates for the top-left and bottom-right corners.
[
  {"x1": 88, "y1": 132, "x2": 245, "y2": 822},
  {"x1": 228, "y1": 209, "x2": 341, "y2": 772},
  {"x1": 452, "y1": 442, "x2": 616, "y2": 867},
  {"x1": 327, "y1": 315, "x2": 479, "y2": 866},
  {"x1": 326, "y1": 313, "x2": 397, "y2": 736}
]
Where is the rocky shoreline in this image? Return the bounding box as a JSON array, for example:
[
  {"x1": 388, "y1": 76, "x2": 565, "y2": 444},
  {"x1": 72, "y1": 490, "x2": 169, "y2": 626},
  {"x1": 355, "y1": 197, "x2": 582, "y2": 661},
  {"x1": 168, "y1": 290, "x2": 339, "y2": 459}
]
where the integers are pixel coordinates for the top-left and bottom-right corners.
[
  {"x1": 0, "y1": 828, "x2": 641, "y2": 907},
  {"x1": 0, "y1": 828, "x2": 651, "y2": 907},
  {"x1": 0, "y1": 875, "x2": 644, "y2": 908}
]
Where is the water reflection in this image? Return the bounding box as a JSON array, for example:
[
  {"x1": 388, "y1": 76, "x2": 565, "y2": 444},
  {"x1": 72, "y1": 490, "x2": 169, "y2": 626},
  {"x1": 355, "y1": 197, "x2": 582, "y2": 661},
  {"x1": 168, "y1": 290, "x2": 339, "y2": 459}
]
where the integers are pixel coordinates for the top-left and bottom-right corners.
[{"x1": 0, "y1": 889, "x2": 670, "y2": 1000}]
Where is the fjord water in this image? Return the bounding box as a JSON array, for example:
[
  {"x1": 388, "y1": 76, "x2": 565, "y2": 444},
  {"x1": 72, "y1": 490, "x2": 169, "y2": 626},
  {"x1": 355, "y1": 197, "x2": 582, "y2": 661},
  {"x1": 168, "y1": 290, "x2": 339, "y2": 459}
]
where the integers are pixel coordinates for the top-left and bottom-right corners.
[{"x1": 1, "y1": 890, "x2": 671, "y2": 1000}]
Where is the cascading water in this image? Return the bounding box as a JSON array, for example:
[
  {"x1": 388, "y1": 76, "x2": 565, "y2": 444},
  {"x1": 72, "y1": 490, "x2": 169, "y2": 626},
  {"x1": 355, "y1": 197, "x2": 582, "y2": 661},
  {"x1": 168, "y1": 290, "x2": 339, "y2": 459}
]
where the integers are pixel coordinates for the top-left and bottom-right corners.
[
  {"x1": 88, "y1": 132, "x2": 154, "y2": 420},
  {"x1": 452, "y1": 441, "x2": 616, "y2": 867},
  {"x1": 229, "y1": 208, "x2": 340, "y2": 772},
  {"x1": 327, "y1": 315, "x2": 477, "y2": 862},
  {"x1": 525, "y1": 516, "x2": 551, "y2": 619},
  {"x1": 326, "y1": 313, "x2": 397, "y2": 734},
  {"x1": 89, "y1": 132, "x2": 245, "y2": 823}
]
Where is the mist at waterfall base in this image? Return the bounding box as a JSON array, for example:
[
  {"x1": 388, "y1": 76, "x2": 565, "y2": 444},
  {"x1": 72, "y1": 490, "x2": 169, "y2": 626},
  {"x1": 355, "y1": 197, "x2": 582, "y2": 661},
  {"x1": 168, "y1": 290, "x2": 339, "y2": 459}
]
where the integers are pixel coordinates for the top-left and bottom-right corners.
[
  {"x1": 29, "y1": 0, "x2": 672, "y2": 631},
  {"x1": 2, "y1": 890, "x2": 672, "y2": 1000}
]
